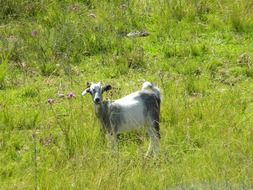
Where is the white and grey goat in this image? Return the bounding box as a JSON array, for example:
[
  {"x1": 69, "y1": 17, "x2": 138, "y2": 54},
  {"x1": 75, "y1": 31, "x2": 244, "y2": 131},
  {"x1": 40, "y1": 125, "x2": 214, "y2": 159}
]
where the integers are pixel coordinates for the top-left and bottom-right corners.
[{"x1": 82, "y1": 81, "x2": 161, "y2": 156}]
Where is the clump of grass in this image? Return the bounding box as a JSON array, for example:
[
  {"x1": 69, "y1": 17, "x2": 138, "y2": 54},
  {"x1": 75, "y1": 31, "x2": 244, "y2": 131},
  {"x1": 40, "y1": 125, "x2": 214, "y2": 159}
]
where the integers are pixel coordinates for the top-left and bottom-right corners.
[
  {"x1": 206, "y1": 60, "x2": 223, "y2": 79},
  {"x1": 48, "y1": 93, "x2": 81, "y2": 158},
  {"x1": 190, "y1": 43, "x2": 208, "y2": 57},
  {"x1": 21, "y1": 86, "x2": 39, "y2": 98},
  {"x1": 0, "y1": 0, "x2": 44, "y2": 21},
  {"x1": 245, "y1": 67, "x2": 253, "y2": 78},
  {"x1": 164, "y1": 43, "x2": 189, "y2": 58},
  {"x1": 39, "y1": 63, "x2": 59, "y2": 76},
  {"x1": 230, "y1": 1, "x2": 253, "y2": 33},
  {"x1": 169, "y1": 1, "x2": 186, "y2": 21},
  {"x1": 184, "y1": 75, "x2": 209, "y2": 96},
  {"x1": 0, "y1": 54, "x2": 8, "y2": 89},
  {"x1": 194, "y1": 0, "x2": 210, "y2": 21},
  {"x1": 163, "y1": 0, "x2": 211, "y2": 22},
  {"x1": 126, "y1": 47, "x2": 145, "y2": 69}
]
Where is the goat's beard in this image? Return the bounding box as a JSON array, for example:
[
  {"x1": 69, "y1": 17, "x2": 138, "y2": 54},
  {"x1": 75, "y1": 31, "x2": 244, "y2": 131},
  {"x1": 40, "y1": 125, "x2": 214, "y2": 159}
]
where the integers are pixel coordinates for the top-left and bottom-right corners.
[{"x1": 94, "y1": 103, "x2": 102, "y2": 117}]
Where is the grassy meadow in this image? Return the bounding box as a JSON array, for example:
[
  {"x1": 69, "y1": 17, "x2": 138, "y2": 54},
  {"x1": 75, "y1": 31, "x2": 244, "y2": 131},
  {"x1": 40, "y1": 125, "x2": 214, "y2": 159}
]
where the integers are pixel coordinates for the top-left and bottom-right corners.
[{"x1": 1, "y1": 0, "x2": 253, "y2": 189}]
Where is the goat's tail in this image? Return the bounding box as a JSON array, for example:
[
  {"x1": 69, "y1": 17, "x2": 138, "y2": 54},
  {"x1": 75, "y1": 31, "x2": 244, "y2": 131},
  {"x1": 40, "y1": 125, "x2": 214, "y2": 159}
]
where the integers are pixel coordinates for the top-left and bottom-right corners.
[{"x1": 142, "y1": 81, "x2": 161, "y2": 99}]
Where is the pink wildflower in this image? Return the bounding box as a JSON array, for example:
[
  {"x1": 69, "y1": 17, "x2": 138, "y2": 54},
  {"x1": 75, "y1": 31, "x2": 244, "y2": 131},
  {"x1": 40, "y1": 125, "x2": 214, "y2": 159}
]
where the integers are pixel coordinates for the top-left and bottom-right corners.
[
  {"x1": 47, "y1": 98, "x2": 54, "y2": 104},
  {"x1": 31, "y1": 30, "x2": 37, "y2": 38},
  {"x1": 67, "y1": 92, "x2": 76, "y2": 99}
]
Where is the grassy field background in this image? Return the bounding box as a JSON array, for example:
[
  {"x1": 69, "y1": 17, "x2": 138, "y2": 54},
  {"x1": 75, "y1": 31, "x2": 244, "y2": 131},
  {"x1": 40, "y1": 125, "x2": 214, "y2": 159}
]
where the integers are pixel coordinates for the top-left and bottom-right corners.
[{"x1": 1, "y1": 0, "x2": 253, "y2": 189}]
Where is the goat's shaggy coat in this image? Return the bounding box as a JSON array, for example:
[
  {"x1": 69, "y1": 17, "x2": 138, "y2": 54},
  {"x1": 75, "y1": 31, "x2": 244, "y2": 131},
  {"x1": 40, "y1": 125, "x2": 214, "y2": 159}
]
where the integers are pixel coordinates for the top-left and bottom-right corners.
[{"x1": 82, "y1": 82, "x2": 161, "y2": 156}]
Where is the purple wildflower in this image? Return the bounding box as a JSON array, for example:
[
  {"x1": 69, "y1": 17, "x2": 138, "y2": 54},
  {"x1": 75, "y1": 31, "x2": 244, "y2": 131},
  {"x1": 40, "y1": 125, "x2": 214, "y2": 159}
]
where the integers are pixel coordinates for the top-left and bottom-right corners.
[
  {"x1": 31, "y1": 30, "x2": 37, "y2": 38},
  {"x1": 67, "y1": 92, "x2": 76, "y2": 99},
  {"x1": 47, "y1": 98, "x2": 54, "y2": 104}
]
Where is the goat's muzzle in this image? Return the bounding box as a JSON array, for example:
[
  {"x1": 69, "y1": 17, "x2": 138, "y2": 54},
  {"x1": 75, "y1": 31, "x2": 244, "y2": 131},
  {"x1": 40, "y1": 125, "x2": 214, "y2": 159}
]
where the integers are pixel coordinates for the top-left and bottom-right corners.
[{"x1": 94, "y1": 98, "x2": 101, "y2": 104}]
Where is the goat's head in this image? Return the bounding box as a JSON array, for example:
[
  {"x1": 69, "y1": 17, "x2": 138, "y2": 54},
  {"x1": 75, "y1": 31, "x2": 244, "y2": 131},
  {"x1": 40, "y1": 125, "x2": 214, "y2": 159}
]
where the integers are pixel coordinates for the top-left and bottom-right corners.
[{"x1": 82, "y1": 82, "x2": 112, "y2": 104}]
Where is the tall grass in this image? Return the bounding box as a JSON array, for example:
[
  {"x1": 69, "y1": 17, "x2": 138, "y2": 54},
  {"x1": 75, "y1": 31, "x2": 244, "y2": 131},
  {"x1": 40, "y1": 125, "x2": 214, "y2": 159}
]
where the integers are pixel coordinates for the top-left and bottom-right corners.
[
  {"x1": 0, "y1": 0, "x2": 253, "y2": 189},
  {"x1": 0, "y1": 54, "x2": 8, "y2": 89}
]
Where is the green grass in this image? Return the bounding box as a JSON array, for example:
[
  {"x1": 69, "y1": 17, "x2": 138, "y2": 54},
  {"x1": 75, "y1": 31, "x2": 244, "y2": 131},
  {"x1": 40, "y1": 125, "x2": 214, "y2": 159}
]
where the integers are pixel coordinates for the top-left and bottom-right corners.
[{"x1": 1, "y1": 0, "x2": 253, "y2": 189}]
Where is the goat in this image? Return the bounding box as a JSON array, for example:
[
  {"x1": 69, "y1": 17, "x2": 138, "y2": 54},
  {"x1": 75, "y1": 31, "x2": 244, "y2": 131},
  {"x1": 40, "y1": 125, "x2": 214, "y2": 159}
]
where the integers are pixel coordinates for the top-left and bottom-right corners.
[{"x1": 81, "y1": 81, "x2": 161, "y2": 156}]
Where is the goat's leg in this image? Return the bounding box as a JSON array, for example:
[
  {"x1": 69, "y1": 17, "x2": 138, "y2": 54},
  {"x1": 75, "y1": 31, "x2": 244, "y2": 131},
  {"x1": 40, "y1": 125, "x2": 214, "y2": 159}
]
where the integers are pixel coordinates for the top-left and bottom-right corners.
[
  {"x1": 106, "y1": 131, "x2": 117, "y2": 152},
  {"x1": 145, "y1": 120, "x2": 160, "y2": 157}
]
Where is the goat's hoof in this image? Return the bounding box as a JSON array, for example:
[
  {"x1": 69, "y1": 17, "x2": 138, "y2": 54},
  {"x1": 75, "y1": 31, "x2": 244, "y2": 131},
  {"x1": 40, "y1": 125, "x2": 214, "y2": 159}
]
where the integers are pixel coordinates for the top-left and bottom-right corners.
[
  {"x1": 144, "y1": 152, "x2": 152, "y2": 159},
  {"x1": 144, "y1": 151, "x2": 159, "y2": 159}
]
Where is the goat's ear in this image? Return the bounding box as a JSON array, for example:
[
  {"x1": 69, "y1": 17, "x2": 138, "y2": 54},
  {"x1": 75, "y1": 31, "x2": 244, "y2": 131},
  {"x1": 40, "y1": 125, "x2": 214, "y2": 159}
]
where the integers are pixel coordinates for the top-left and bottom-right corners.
[
  {"x1": 86, "y1": 82, "x2": 91, "y2": 88},
  {"x1": 81, "y1": 88, "x2": 90, "y2": 96},
  {"x1": 102, "y1": 85, "x2": 112, "y2": 92}
]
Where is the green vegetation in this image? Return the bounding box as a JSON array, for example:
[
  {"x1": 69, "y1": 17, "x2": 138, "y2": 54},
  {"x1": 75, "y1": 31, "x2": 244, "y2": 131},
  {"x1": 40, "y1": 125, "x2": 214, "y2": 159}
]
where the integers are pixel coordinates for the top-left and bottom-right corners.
[{"x1": 1, "y1": 0, "x2": 253, "y2": 189}]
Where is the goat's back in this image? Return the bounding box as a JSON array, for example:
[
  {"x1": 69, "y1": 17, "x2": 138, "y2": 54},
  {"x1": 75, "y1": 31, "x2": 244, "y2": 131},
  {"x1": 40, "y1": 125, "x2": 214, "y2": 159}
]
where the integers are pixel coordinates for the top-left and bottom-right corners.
[{"x1": 110, "y1": 90, "x2": 160, "y2": 133}]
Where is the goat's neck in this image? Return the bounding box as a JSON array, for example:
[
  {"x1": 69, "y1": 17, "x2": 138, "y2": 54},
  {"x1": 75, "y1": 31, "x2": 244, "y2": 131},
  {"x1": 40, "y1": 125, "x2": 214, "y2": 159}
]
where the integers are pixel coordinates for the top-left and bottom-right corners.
[
  {"x1": 94, "y1": 103, "x2": 103, "y2": 118},
  {"x1": 94, "y1": 101, "x2": 111, "y2": 132},
  {"x1": 94, "y1": 101, "x2": 110, "y2": 115}
]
